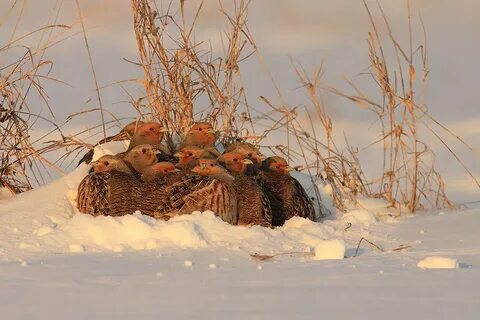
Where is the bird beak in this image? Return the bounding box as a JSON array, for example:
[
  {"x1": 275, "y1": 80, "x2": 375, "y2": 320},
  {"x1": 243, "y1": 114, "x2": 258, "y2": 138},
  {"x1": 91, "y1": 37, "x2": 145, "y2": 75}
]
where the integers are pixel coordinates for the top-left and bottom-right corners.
[
  {"x1": 286, "y1": 166, "x2": 294, "y2": 172},
  {"x1": 154, "y1": 149, "x2": 162, "y2": 155},
  {"x1": 207, "y1": 128, "x2": 216, "y2": 134},
  {"x1": 243, "y1": 159, "x2": 253, "y2": 165},
  {"x1": 258, "y1": 154, "x2": 266, "y2": 161},
  {"x1": 174, "y1": 152, "x2": 183, "y2": 158},
  {"x1": 160, "y1": 128, "x2": 169, "y2": 133},
  {"x1": 88, "y1": 161, "x2": 98, "y2": 173},
  {"x1": 173, "y1": 168, "x2": 181, "y2": 172}
]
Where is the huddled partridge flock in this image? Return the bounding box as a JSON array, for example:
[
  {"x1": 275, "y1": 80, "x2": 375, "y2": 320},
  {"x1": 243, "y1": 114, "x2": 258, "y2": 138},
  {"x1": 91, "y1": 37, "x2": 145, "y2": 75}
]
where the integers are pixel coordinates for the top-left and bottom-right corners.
[{"x1": 77, "y1": 121, "x2": 317, "y2": 227}]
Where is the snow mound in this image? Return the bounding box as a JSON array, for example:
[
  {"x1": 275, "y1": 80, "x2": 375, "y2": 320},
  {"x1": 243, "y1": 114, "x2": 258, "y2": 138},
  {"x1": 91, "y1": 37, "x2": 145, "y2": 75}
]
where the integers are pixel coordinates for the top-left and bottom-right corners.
[
  {"x1": 291, "y1": 171, "x2": 335, "y2": 218},
  {"x1": 44, "y1": 212, "x2": 340, "y2": 255},
  {"x1": 417, "y1": 256, "x2": 459, "y2": 269},
  {"x1": 312, "y1": 239, "x2": 346, "y2": 260},
  {"x1": 341, "y1": 209, "x2": 377, "y2": 227},
  {"x1": 0, "y1": 141, "x2": 347, "y2": 261},
  {"x1": 0, "y1": 187, "x2": 15, "y2": 201}
]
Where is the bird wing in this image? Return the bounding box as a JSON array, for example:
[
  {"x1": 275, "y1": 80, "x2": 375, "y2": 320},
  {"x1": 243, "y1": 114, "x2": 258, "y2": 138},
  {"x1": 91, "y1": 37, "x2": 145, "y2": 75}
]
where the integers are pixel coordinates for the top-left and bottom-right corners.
[
  {"x1": 153, "y1": 174, "x2": 236, "y2": 224},
  {"x1": 233, "y1": 173, "x2": 272, "y2": 227},
  {"x1": 291, "y1": 178, "x2": 316, "y2": 221},
  {"x1": 259, "y1": 184, "x2": 273, "y2": 225},
  {"x1": 77, "y1": 172, "x2": 112, "y2": 216}
]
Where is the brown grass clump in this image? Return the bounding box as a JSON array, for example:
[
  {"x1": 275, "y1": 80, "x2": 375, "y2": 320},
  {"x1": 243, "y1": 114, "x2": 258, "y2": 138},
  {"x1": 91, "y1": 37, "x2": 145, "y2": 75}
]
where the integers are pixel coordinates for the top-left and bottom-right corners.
[
  {"x1": 0, "y1": 6, "x2": 69, "y2": 194},
  {"x1": 319, "y1": 1, "x2": 468, "y2": 212},
  {"x1": 130, "y1": 0, "x2": 257, "y2": 153}
]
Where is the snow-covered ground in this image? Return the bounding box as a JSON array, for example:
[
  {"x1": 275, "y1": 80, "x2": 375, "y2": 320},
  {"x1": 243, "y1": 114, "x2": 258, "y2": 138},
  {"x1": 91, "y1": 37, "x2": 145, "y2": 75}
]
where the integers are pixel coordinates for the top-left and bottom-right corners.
[{"x1": 0, "y1": 144, "x2": 479, "y2": 319}]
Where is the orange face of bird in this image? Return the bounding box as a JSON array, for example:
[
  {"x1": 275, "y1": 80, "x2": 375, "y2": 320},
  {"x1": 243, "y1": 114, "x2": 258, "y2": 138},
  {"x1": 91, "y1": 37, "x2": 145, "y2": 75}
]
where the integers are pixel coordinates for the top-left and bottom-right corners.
[
  {"x1": 218, "y1": 152, "x2": 253, "y2": 173},
  {"x1": 148, "y1": 162, "x2": 178, "y2": 174},
  {"x1": 136, "y1": 122, "x2": 165, "y2": 145},
  {"x1": 127, "y1": 144, "x2": 158, "y2": 168},
  {"x1": 229, "y1": 144, "x2": 264, "y2": 166},
  {"x1": 186, "y1": 122, "x2": 216, "y2": 146},
  {"x1": 90, "y1": 155, "x2": 124, "y2": 173},
  {"x1": 191, "y1": 159, "x2": 227, "y2": 176},
  {"x1": 174, "y1": 146, "x2": 206, "y2": 167},
  {"x1": 265, "y1": 156, "x2": 293, "y2": 174}
]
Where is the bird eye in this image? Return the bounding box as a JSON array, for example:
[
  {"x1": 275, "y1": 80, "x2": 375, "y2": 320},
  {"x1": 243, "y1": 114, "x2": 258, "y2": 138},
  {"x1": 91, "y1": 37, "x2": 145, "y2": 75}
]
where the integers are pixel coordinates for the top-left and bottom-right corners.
[
  {"x1": 104, "y1": 161, "x2": 109, "y2": 166},
  {"x1": 248, "y1": 153, "x2": 252, "y2": 157},
  {"x1": 142, "y1": 148, "x2": 147, "y2": 153},
  {"x1": 149, "y1": 127, "x2": 154, "y2": 131},
  {"x1": 233, "y1": 158, "x2": 238, "y2": 162},
  {"x1": 210, "y1": 164, "x2": 214, "y2": 167},
  {"x1": 198, "y1": 128, "x2": 202, "y2": 131},
  {"x1": 188, "y1": 153, "x2": 193, "y2": 156}
]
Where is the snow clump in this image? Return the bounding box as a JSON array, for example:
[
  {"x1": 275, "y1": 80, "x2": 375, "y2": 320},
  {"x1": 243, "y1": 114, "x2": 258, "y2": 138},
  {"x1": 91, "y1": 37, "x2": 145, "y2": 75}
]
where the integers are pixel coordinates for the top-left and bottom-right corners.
[{"x1": 417, "y1": 256, "x2": 459, "y2": 269}]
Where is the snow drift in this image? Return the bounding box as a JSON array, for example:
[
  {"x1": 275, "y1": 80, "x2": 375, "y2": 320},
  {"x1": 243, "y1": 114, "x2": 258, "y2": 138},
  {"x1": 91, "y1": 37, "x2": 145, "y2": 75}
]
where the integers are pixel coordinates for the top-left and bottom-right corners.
[{"x1": 0, "y1": 141, "x2": 386, "y2": 262}]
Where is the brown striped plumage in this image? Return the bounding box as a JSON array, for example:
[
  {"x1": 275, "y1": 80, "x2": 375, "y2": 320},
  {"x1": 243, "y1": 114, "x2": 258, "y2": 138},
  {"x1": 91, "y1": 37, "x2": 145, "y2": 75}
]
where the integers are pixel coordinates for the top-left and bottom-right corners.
[
  {"x1": 77, "y1": 160, "x2": 237, "y2": 224},
  {"x1": 146, "y1": 171, "x2": 237, "y2": 224},
  {"x1": 77, "y1": 171, "x2": 143, "y2": 216},
  {"x1": 218, "y1": 152, "x2": 272, "y2": 227},
  {"x1": 258, "y1": 156, "x2": 316, "y2": 226}
]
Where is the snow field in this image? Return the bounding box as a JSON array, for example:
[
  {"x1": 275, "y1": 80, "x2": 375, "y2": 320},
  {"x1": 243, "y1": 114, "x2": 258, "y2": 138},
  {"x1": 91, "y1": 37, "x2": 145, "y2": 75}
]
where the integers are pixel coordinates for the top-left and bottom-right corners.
[{"x1": 417, "y1": 256, "x2": 459, "y2": 269}]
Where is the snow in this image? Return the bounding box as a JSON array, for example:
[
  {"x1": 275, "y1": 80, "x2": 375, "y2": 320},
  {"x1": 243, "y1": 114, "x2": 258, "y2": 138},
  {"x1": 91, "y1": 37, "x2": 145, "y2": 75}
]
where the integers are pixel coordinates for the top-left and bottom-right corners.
[
  {"x1": 91, "y1": 140, "x2": 130, "y2": 161},
  {"x1": 313, "y1": 239, "x2": 346, "y2": 260},
  {"x1": 291, "y1": 171, "x2": 335, "y2": 218},
  {"x1": 341, "y1": 209, "x2": 377, "y2": 227},
  {"x1": 0, "y1": 142, "x2": 479, "y2": 319},
  {"x1": 417, "y1": 256, "x2": 459, "y2": 269},
  {"x1": 0, "y1": 187, "x2": 14, "y2": 201}
]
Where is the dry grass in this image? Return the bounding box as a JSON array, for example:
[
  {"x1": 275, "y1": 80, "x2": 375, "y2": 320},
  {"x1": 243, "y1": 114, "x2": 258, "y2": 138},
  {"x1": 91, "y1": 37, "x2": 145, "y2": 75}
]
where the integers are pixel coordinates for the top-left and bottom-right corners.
[
  {"x1": 0, "y1": 3, "x2": 70, "y2": 193},
  {"x1": 317, "y1": 1, "x2": 464, "y2": 212},
  {"x1": 3, "y1": 0, "x2": 475, "y2": 217},
  {"x1": 130, "y1": 0, "x2": 258, "y2": 153}
]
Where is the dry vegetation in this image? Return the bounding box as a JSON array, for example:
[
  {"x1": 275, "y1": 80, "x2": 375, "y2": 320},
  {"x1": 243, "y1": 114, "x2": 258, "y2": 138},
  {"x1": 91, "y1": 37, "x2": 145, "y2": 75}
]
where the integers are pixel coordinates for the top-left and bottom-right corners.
[
  {"x1": 1, "y1": 0, "x2": 476, "y2": 215},
  {"x1": 0, "y1": 17, "x2": 69, "y2": 193}
]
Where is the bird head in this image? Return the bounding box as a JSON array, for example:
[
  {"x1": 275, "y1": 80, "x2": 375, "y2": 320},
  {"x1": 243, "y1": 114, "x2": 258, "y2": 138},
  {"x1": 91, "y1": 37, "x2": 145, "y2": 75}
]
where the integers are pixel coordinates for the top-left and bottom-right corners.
[
  {"x1": 191, "y1": 158, "x2": 228, "y2": 176},
  {"x1": 90, "y1": 155, "x2": 129, "y2": 173},
  {"x1": 146, "y1": 162, "x2": 179, "y2": 175},
  {"x1": 262, "y1": 156, "x2": 293, "y2": 174},
  {"x1": 226, "y1": 143, "x2": 264, "y2": 166},
  {"x1": 184, "y1": 122, "x2": 216, "y2": 147},
  {"x1": 218, "y1": 152, "x2": 253, "y2": 174},
  {"x1": 128, "y1": 122, "x2": 167, "y2": 149},
  {"x1": 125, "y1": 144, "x2": 159, "y2": 171},
  {"x1": 174, "y1": 146, "x2": 212, "y2": 168}
]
